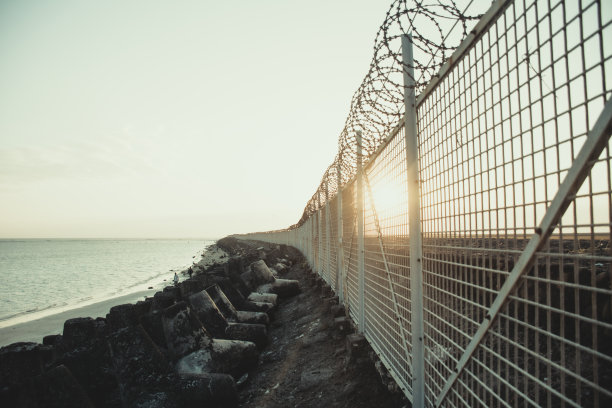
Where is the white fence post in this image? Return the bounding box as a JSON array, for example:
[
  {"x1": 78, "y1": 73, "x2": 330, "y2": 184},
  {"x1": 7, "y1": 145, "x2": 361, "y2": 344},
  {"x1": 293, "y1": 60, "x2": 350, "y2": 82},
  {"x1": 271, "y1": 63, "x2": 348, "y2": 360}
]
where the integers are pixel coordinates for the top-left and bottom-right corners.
[
  {"x1": 310, "y1": 216, "x2": 315, "y2": 268},
  {"x1": 337, "y1": 160, "x2": 344, "y2": 303},
  {"x1": 325, "y1": 180, "x2": 331, "y2": 285},
  {"x1": 317, "y1": 192, "x2": 323, "y2": 275},
  {"x1": 308, "y1": 219, "x2": 312, "y2": 266},
  {"x1": 356, "y1": 130, "x2": 366, "y2": 333},
  {"x1": 307, "y1": 221, "x2": 310, "y2": 264},
  {"x1": 402, "y1": 33, "x2": 425, "y2": 407}
]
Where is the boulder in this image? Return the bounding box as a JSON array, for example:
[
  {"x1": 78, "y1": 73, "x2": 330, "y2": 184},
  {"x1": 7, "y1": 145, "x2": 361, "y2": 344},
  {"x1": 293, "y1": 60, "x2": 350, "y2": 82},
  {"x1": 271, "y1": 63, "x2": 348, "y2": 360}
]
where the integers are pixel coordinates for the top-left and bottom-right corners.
[
  {"x1": 106, "y1": 303, "x2": 139, "y2": 331},
  {"x1": 206, "y1": 266, "x2": 229, "y2": 286},
  {"x1": 236, "y1": 311, "x2": 269, "y2": 326},
  {"x1": 161, "y1": 302, "x2": 212, "y2": 358},
  {"x1": 176, "y1": 339, "x2": 257, "y2": 379},
  {"x1": 225, "y1": 323, "x2": 268, "y2": 349},
  {"x1": 206, "y1": 285, "x2": 238, "y2": 321},
  {"x1": 179, "y1": 278, "x2": 205, "y2": 299},
  {"x1": 134, "y1": 299, "x2": 153, "y2": 316},
  {"x1": 250, "y1": 260, "x2": 276, "y2": 286},
  {"x1": 269, "y1": 279, "x2": 301, "y2": 298},
  {"x1": 163, "y1": 285, "x2": 181, "y2": 298},
  {"x1": 218, "y1": 281, "x2": 249, "y2": 307},
  {"x1": 247, "y1": 292, "x2": 278, "y2": 307},
  {"x1": 62, "y1": 317, "x2": 97, "y2": 348},
  {"x1": 272, "y1": 262, "x2": 289, "y2": 274},
  {"x1": 152, "y1": 291, "x2": 177, "y2": 311},
  {"x1": 107, "y1": 325, "x2": 173, "y2": 406},
  {"x1": 346, "y1": 333, "x2": 368, "y2": 360},
  {"x1": 159, "y1": 286, "x2": 181, "y2": 305},
  {"x1": 255, "y1": 279, "x2": 300, "y2": 298},
  {"x1": 240, "y1": 300, "x2": 275, "y2": 314},
  {"x1": 188, "y1": 291, "x2": 228, "y2": 338},
  {"x1": 43, "y1": 334, "x2": 62, "y2": 347}
]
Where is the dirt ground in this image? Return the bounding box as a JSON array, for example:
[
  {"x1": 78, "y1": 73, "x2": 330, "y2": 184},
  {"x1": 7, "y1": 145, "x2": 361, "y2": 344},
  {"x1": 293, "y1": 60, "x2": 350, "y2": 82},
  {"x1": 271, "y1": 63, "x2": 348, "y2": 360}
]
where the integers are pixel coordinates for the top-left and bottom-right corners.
[{"x1": 234, "y1": 256, "x2": 409, "y2": 408}]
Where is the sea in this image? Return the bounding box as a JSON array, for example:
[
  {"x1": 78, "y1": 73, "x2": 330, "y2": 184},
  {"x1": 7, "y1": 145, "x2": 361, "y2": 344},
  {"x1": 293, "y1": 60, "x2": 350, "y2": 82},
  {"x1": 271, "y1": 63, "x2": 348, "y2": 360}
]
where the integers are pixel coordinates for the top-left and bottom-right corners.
[{"x1": 0, "y1": 238, "x2": 215, "y2": 328}]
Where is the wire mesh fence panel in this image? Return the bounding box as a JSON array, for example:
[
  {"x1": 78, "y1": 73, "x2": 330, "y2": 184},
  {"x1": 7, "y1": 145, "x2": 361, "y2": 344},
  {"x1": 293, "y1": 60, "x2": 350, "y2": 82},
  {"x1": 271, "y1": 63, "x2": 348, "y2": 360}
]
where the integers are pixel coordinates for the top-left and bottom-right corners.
[
  {"x1": 417, "y1": 0, "x2": 612, "y2": 406},
  {"x1": 235, "y1": 0, "x2": 612, "y2": 406},
  {"x1": 329, "y1": 195, "x2": 339, "y2": 291},
  {"x1": 342, "y1": 181, "x2": 361, "y2": 325},
  {"x1": 319, "y1": 197, "x2": 329, "y2": 283},
  {"x1": 363, "y1": 124, "x2": 414, "y2": 396}
]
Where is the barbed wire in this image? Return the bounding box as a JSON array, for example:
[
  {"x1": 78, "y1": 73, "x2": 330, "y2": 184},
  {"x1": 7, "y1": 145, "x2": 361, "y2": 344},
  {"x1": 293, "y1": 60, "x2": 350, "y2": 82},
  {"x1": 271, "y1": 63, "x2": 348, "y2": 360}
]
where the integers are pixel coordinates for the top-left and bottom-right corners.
[{"x1": 294, "y1": 0, "x2": 487, "y2": 228}]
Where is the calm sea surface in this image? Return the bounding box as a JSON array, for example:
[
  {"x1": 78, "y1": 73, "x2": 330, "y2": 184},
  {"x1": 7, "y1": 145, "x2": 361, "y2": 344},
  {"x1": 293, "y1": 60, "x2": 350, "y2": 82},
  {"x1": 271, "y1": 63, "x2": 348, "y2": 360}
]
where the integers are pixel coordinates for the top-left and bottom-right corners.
[{"x1": 0, "y1": 239, "x2": 215, "y2": 326}]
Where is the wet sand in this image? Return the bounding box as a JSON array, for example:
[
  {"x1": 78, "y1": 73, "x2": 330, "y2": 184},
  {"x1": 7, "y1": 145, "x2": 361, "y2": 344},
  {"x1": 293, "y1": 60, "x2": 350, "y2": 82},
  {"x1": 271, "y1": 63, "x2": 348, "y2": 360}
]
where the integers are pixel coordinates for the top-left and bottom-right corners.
[{"x1": 0, "y1": 289, "x2": 156, "y2": 347}]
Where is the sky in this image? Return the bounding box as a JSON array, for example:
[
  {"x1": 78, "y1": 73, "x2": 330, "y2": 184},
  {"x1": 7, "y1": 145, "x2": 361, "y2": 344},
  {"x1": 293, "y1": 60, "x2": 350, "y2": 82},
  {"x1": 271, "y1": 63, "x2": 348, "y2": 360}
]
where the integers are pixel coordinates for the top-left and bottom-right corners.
[{"x1": 0, "y1": 0, "x2": 394, "y2": 239}]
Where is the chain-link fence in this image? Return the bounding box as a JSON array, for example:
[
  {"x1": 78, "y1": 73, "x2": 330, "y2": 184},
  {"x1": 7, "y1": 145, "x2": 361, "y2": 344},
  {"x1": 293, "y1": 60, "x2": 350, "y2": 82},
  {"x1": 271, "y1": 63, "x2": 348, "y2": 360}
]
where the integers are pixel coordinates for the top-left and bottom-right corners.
[{"x1": 237, "y1": 0, "x2": 612, "y2": 406}]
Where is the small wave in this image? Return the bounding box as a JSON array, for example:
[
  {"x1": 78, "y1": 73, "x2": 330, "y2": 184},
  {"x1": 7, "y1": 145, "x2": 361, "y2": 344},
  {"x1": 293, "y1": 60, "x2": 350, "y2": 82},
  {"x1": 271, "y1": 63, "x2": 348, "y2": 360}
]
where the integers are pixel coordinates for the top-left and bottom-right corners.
[
  {"x1": 0, "y1": 302, "x2": 63, "y2": 321},
  {"x1": 0, "y1": 301, "x2": 70, "y2": 323}
]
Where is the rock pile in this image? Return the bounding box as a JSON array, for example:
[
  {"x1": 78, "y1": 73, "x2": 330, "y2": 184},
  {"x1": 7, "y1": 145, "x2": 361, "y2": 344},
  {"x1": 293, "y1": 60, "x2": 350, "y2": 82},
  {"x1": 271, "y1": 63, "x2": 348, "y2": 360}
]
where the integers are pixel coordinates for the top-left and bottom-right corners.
[{"x1": 0, "y1": 244, "x2": 300, "y2": 408}]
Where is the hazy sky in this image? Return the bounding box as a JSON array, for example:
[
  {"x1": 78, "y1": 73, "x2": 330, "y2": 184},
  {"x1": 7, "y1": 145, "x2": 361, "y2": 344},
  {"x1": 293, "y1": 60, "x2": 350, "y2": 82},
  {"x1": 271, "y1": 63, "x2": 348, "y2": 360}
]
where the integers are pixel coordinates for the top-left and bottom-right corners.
[{"x1": 0, "y1": 0, "x2": 393, "y2": 238}]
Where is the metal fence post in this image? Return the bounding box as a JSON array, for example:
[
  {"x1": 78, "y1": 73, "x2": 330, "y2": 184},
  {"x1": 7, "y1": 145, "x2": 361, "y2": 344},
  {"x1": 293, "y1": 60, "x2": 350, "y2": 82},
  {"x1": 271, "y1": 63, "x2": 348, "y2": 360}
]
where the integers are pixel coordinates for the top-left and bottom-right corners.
[
  {"x1": 310, "y1": 216, "x2": 314, "y2": 267},
  {"x1": 310, "y1": 216, "x2": 315, "y2": 268},
  {"x1": 307, "y1": 217, "x2": 310, "y2": 266},
  {"x1": 307, "y1": 221, "x2": 310, "y2": 264},
  {"x1": 402, "y1": 33, "x2": 425, "y2": 407},
  {"x1": 325, "y1": 180, "x2": 331, "y2": 285},
  {"x1": 356, "y1": 130, "x2": 366, "y2": 333},
  {"x1": 337, "y1": 160, "x2": 344, "y2": 303},
  {"x1": 317, "y1": 192, "x2": 323, "y2": 275},
  {"x1": 305, "y1": 221, "x2": 307, "y2": 263},
  {"x1": 308, "y1": 219, "x2": 312, "y2": 266},
  {"x1": 310, "y1": 212, "x2": 317, "y2": 273}
]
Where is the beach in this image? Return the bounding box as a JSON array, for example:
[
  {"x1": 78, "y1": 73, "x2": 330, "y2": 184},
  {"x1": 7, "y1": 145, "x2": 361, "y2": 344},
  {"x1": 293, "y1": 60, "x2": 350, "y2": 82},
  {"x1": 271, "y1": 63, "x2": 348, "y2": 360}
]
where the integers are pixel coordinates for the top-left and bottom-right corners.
[
  {"x1": 0, "y1": 240, "x2": 227, "y2": 348},
  {"x1": 0, "y1": 289, "x2": 156, "y2": 347}
]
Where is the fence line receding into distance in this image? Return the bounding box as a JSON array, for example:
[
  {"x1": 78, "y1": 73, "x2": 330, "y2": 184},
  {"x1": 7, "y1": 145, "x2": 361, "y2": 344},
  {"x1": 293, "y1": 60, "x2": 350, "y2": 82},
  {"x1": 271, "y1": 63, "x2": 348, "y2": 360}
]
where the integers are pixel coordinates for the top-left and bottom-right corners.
[{"x1": 237, "y1": 0, "x2": 612, "y2": 406}]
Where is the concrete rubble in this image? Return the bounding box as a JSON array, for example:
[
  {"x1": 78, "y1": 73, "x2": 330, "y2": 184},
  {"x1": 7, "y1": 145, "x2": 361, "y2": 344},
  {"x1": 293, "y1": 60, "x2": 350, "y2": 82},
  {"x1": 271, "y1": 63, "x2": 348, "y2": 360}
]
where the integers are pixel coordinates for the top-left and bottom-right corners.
[{"x1": 0, "y1": 239, "x2": 300, "y2": 408}]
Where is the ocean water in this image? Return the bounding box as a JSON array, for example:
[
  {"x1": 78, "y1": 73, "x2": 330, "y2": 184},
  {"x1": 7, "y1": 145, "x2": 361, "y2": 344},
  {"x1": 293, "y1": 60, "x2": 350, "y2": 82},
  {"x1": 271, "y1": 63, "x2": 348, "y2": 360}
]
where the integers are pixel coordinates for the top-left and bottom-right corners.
[{"x1": 0, "y1": 238, "x2": 215, "y2": 327}]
